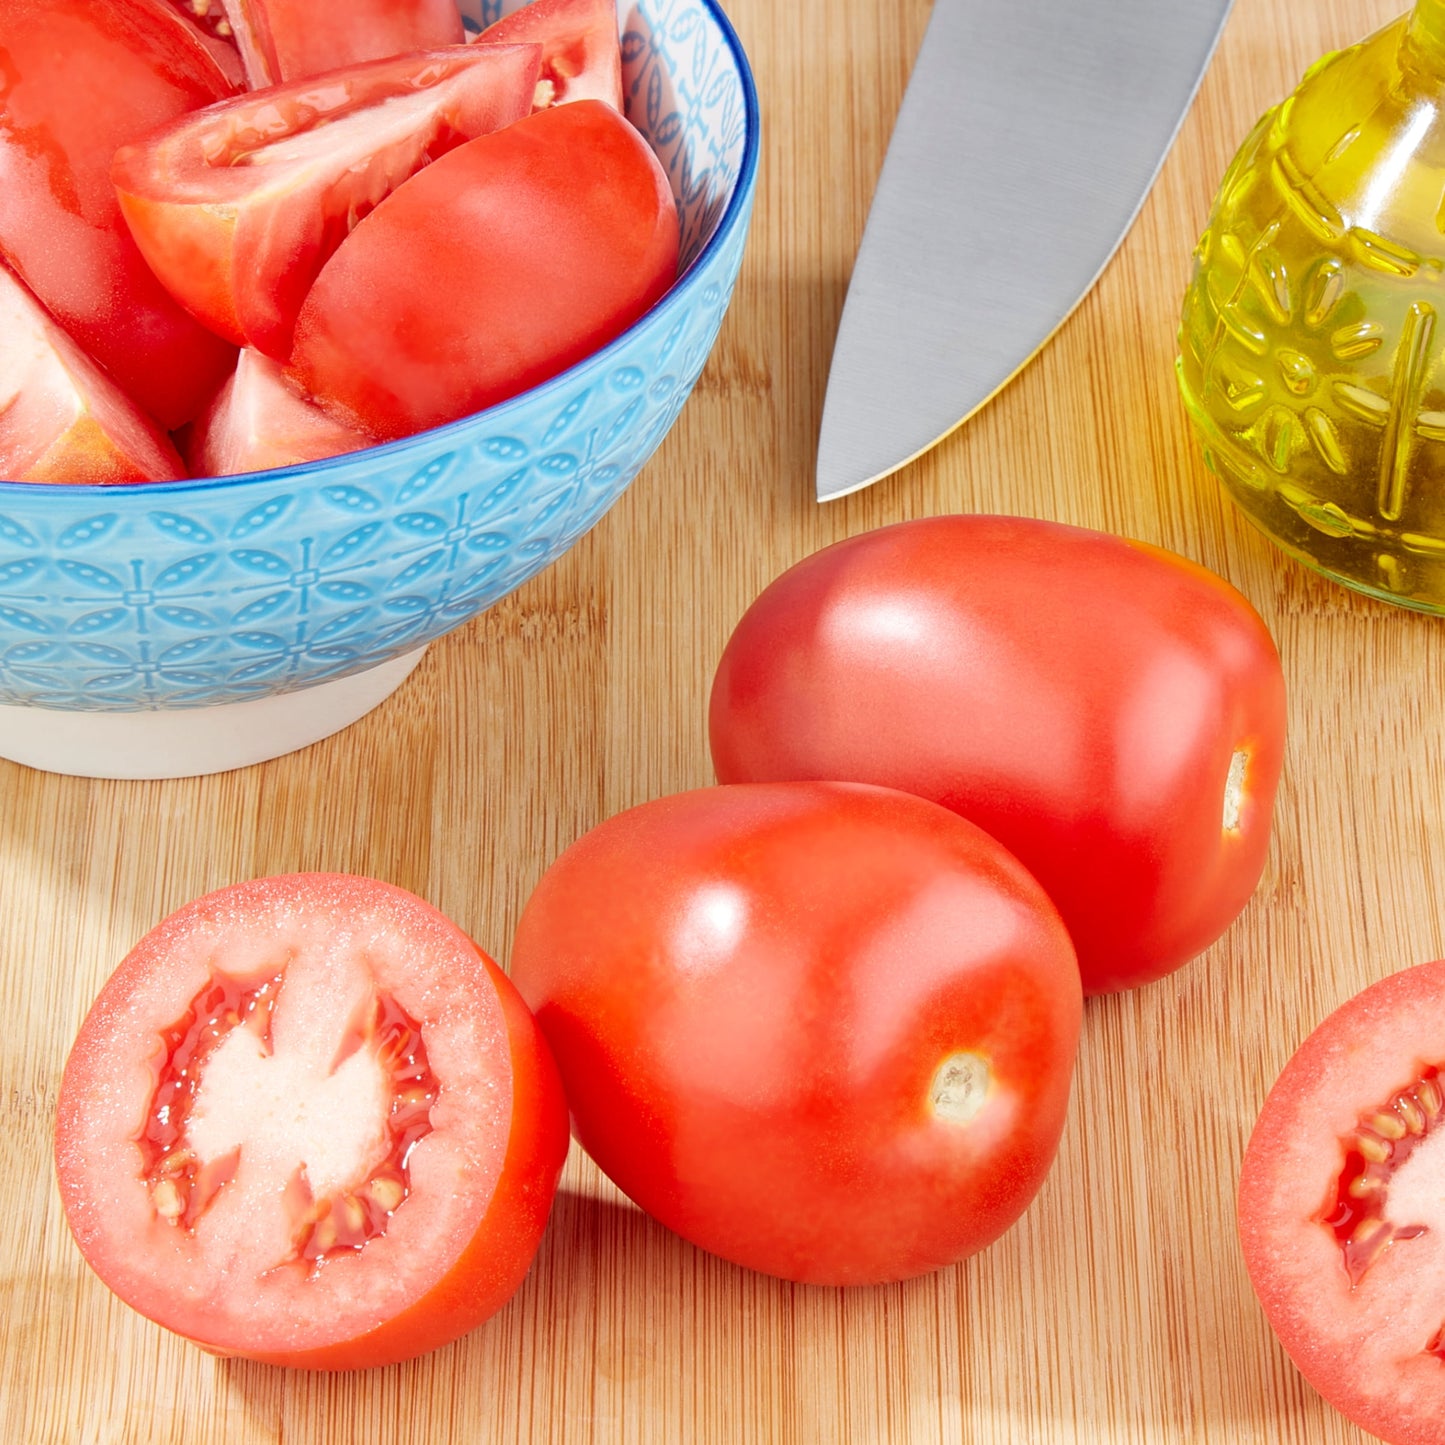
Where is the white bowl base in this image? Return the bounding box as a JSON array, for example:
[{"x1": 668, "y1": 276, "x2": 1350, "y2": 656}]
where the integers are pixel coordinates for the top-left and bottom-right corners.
[{"x1": 0, "y1": 648, "x2": 428, "y2": 780}]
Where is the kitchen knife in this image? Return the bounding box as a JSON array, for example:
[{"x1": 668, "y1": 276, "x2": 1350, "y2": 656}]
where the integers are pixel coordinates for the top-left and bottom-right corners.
[{"x1": 816, "y1": 0, "x2": 1234, "y2": 501}]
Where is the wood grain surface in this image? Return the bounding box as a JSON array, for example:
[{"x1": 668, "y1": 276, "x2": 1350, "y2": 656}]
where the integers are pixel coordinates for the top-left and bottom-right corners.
[{"x1": 1, "y1": 0, "x2": 1430, "y2": 1440}]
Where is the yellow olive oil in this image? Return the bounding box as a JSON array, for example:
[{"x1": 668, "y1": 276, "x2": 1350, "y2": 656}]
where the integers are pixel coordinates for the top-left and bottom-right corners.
[{"x1": 1178, "y1": 1, "x2": 1445, "y2": 610}]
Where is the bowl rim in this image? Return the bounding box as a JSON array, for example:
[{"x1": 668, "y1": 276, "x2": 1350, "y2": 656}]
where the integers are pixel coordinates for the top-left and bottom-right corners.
[{"x1": 3, "y1": 0, "x2": 761, "y2": 504}]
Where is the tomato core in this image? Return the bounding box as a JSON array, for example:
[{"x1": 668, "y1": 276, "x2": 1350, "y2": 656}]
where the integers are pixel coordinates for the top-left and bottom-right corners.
[
  {"x1": 1320, "y1": 1066, "x2": 1443, "y2": 1288},
  {"x1": 138, "y1": 968, "x2": 439, "y2": 1270}
]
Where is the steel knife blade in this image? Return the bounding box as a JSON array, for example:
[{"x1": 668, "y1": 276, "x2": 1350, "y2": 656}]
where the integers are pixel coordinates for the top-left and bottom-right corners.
[{"x1": 816, "y1": 0, "x2": 1234, "y2": 501}]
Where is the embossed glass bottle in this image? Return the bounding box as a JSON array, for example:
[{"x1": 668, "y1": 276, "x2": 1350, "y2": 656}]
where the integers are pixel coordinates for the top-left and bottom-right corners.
[{"x1": 1178, "y1": 0, "x2": 1445, "y2": 610}]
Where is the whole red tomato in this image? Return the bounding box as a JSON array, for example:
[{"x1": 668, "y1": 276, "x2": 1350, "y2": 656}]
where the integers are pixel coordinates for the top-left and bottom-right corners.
[
  {"x1": 708, "y1": 515, "x2": 1287, "y2": 994},
  {"x1": 55, "y1": 874, "x2": 568, "y2": 1369},
  {"x1": 509, "y1": 781, "x2": 1082, "y2": 1286},
  {"x1": 0, "y1": 0, "x2": 238, "y2": 428},
  {"x1": 1239, "y1": 960, "x2": 1445, "y2": 1445}
]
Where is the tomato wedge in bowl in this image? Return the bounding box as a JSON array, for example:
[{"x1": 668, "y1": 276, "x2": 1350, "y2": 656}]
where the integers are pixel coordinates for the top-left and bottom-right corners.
[
  {"x1": 55, "y1": 874, "x2": 569, "y2": 1369},
  {"x1": 0, "y1": 0, "x2": 239, "y2": 430},
  {"x1": 221, "y1": 0, "x2": 466, "y2": 87},
  {"x1": 289, "y1": 98, "x2": 679, "y2": 439},
  {"x1": 474, "y1": 0, "x2": 624, "y2": 110},
  {"x1": 186, "y1": 349, "x2": 371, "y2": 476},
  {"x1": 0, "y1": 262, "x2": 184, "y2": 484},
  {"x1": 1238, "y1": 959, "x2": 1445, "y2": 1445},
  {"x1": 113, "y1": 43, "x2": 543, "y2": 358}
]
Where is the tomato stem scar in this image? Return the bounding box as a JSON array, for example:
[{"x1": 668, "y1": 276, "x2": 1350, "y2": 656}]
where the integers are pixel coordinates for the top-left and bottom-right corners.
[
  {"x1": 1223, "y1": 749, "x2": 1248, "y2": 832},
  {"x1": 930, "y1": 1053, "x2": 990, "y2": 1124}
]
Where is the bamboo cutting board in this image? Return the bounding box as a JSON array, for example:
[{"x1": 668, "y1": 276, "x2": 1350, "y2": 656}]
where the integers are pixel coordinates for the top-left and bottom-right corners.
[{"x1": 1, "y1": 0, "x2": 1430, "y2": 1440}]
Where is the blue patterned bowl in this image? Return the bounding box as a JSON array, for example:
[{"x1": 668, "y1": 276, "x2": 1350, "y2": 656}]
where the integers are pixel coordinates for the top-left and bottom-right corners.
[{"x1": 0, "y1": 0, "x2": 758, "y2": 777}]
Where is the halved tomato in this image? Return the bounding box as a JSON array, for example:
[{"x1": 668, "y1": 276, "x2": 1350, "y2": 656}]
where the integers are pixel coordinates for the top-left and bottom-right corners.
[
  {"x1": 55, "y1": 874, "x2": 569, "y2": 1370},
  {"x1": 219, "y1": 0, "x2": 465, "y2": 87},
  {"x1": 0, "y1": 0, "x2": 238, "y2": 429},
  {"x1": 1239, "y1": 960, "x2": 1445, "y2": 1445},
  {"x1": 475, "y1": 0, "x2": 623, "y2": 111},
  {"x1": 0, "y1": 262, "x2": 184, "y2": 484},
  {"x1": 289, "y1": 99, "x2": 679, "y2": 440},
  {"x1": 188, "y1": 349, "x2": 371, "y2": 476},
  {"x1": 113, "y1": 44, "x2": 543, "y2": 359}
]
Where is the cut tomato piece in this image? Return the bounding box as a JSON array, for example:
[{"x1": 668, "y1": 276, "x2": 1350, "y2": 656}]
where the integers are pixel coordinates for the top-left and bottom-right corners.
[
  {"x1": 1239, "y1": 960, "x2": 1445, "y2": 1445},
  {"x1": 114, "y1": 44, "x2": 543, "y2": 359},
  {"x1": 475, "y1": 0, "x2": 623, "y2": 110},
  {"x1": 0, "y1": 263, "x2": 185, "y2": 484},
  {"x1": 163, "y1": 0, "x2": 246, "y2": 86},
  {"x1": 290, "y1": 99, "x2": 680, "y2": 440},
  {"x1": 0, "y1": 0, "x2": 238, "y2": 429},
  {"x1": 55, "y1": 875, "x2": 569, "y2": 1370},
  {"x1": 220, "y1": 0, "x2": 465, "y2": 87},
  {"x1": 188, "y1": 350, "x2": 371, "y2": 476}
]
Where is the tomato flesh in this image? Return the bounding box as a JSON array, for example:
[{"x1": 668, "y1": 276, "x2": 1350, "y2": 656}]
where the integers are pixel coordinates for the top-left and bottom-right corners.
[
  {"x1": 708, "y1": 515, "x2": 1287, "y2": 994},
  {"x1": 475, "y1": 0, "x2": 623, "y2": 110},
  {"x1": 138, "y1": 969, "x2": 439, "y2": 1261},
  {"x1": 187, "y1": 349, "x2": 370, "y2": 476},
  {"x1": 1239, "y1": 959, "x2": 1445, "y2": 1445},
  {"x1": 55, "y1": 874, "x2": 569, "y2": 1370},
  {"x1": 114, "y1": 44, "x2": 543, "y2": 358},
  {"x1": 0, "y1": 0, "x2": 238, "y2": 429},
  {"x1": 219, "y1": 0, "x2": 465, "y2": 87},
  {"x1": 509, "y1": 781, "x2": 1082, "y2": 1286},
  {"x1": 0, "y1": 262, "x2": 185, "y2": 484},
  {"x1": 289, "y1": 99, "x2": 680, "y2": 439}
]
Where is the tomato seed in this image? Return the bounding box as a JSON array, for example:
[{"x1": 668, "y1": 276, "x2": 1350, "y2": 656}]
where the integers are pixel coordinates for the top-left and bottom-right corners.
[
  {"x1": 368, "y1": 1175, "x2": 405, "y2": 1212},
  {"x1": 1356, "y1": 1132, "x2": 1392, "y2": 1164},
  {"x1": 1398, "y1": 1094, "x2": 1427, "y2": 1135},
  {"x1": 1368, "y1": 1110, "x2": 1408, "y2": 1140},
  {"x1": 152, "y1": 1178, "x2": 185, "y2": 1223}
]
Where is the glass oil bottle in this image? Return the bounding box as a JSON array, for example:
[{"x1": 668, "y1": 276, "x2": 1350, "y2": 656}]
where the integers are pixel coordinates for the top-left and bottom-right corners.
[{"x1": 1178, "y1": 0, "x2": 1445, "y2": 611}]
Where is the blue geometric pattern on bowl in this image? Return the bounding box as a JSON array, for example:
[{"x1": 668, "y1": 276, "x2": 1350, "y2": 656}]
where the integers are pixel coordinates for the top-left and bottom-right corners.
[{"x1": 0, "y1": 0, "x2": 758, "y2": 711}]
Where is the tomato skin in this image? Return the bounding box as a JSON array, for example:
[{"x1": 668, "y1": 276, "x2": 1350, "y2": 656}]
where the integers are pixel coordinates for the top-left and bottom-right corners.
[
  {"x1": 220, "y1": 0, "x2": 465, "y2": 87},
  {"x1": 288, "y1": 99, "x2": 680, "y2": 440},
  {"x1": 509, "y1": 782, "x2": 1082, "y2": 1286},
  {"x1": 1239, "y1": 961, "x2": 1445, "y2": 1445},
  {"x1": 55, "y1": 874, "x2": 569, "y2": 1370},
  {"x1": 0, "y1": 0, "x2": 238, "y2": 429},
  {"x1": 708, "y1": 515, "x2": 1287, "y2": 995},
  {"x1": 113, "y1": 43, "x2": 542, "y2": 357},
  {"x1": 1, "y1": 262, "x2": 185, "y2": 484},
  {"x1": 475, "y1": 0, "x2": 624, "y2": 110}
]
